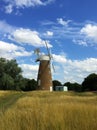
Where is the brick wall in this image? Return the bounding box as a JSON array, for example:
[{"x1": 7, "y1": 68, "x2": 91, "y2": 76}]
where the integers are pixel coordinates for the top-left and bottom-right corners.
[{"x1": 37, "y1": 60, "x2": 52, "y2": 90}]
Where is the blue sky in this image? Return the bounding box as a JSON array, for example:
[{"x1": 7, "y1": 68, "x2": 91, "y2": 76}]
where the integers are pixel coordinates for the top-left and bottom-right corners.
[{"x1": 0, "y1": 0, "x2": 97, "y2": 84}]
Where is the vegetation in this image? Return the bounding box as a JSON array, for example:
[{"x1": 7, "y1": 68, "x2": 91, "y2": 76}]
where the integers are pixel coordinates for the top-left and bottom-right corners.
[
  {"x1": 82, "y1": 73, "x2": 97, "y2": 91},
  {"x1": 0, "y1": 91, "x2": 97, "y2": 130},
  {"x1": 22, "y1": 79, "x2": 37, "y2": 91},
  {"x1": 64, "y1": 73, "x2": 97, "y2": 92},
  {"x1": 53, "y1": 80, "x2": 62, "y2": 90},
  {"x1": 64, "y1": 82, "x2": 82, "y2": 92},
  {"x1": 0, "y1": 57, "x2": 97, "y2": 92},
  {"x1": 0, "y1": 58, "x2": 96, "y2": 129},
  {"x1": 0, "y1": 58, "x2": 37, "y2": 91}
]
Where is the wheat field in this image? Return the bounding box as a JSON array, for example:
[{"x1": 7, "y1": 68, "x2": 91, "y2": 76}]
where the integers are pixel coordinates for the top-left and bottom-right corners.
[{"x1": 0, "y1": 91, "x2": 97, "y2": 130}]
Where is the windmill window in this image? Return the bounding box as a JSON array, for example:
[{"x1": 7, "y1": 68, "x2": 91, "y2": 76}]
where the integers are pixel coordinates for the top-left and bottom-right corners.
[
  {"x1": 49, "y1": 71, "x2": 51, "y2": 74},
  {"x1": 48, "y1": 64, "x2": 50, "y2": 68},
  {"x1": 50, "y1": 80, "x2": 52, "y2": 83}
]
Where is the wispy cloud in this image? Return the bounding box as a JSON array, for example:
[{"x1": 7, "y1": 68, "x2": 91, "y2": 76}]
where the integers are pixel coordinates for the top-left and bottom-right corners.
[
  {"x1": 41, "y1": 20, "x2": 55, "y2": 26},
  {"x1": 5, "y1": 4, "x2": 13, "y2": 14},
  {"x1": 73, "y1": 39, "x2": 88, "y2": 46},
  {"x1": 40, "y1": 18, "x2": 81, "y2": 40},
  {"x1": 43, "y1": 31, "x2": 54, "y2": 38},
  {"x1": 57, "y1": 18, "x2": 71, "y2": 26},
  {"x1": 2, "y1": 0, "x2": 55, "y2": 14},
  {"x1": 41, "y1": 18, "x2": 97, "y2": 48}
]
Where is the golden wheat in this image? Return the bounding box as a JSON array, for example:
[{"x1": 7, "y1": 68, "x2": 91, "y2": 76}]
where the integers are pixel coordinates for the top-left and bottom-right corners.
[
  {"x1": 0, "y1": 91, "x2": 97, "y2": 130},
  {"x1": 0, "y1": 90, "x2": 11, "y2": 97}
]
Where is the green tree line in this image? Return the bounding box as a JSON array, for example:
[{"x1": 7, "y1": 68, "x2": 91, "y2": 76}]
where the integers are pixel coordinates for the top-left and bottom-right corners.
[
  {"x1": 0, "y1": 58, "x2": 37, "y2": 91},
  {"x1": 53, "y1": 74, "x2": 97, "y2": 92},
  {"x1": 0, "y1": 58, "x2": 97, "y2": 91}
]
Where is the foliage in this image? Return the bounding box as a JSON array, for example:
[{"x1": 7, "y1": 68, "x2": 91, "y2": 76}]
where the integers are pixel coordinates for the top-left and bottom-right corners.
[
  {"x1": 0, "y1": 58, "x2": 37, "y2": 91},
  {"x1": 82, "y1": 73, "x2": 97, "y2": 91},
  {"x1": 0, "y1": 58, "x2": 23, "y2": 90},
  {"x1": 23, "y1": 79, "x2": 37, "y2": 91},
  {"x1": 5, "y1": 59, "x2": 22, "y2": 79},
  {"x1": 53, "y1": 80, "x2": 62, "y2": 90},
  {"x1": 0, "y1": 58, "x2": 6, "y2": 76},
  {"x1": 0, "y1": 73, "x2": 14, "y2": 90},
  {"x1": 64, "y1": 82, "x2": 82, "y2": 92}
]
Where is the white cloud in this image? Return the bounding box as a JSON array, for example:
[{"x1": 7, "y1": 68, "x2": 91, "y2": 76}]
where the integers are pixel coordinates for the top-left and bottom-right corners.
[
  {"x1": 63, "y1": 58, "x2": 97, "y2": 83},
  {"x1": 5, "y1": 4, "x2": 13, "y2": 14},
  {"x1": 16, "y1": 53, "x2": 97, "y2": 84},
  {"x1": 0, "y1": 20, "x2": 16, "y2": 33},
  {"x1": 45, "y1": 18, "x2": 80, "y2": 40},
  {"x1": 14, "y1": 0, "x2": 43, "y2": 7},
  {"x1": 69, "y1": 58, "x2": 97, "y2": 73},
  {"x1": 0, "y1": 20, "x2": 52, "y2": 48},
  {"x1": 73, "y1": 39, "x2": 87, "y2": 46},
  {"x1": 1, "y1": 20, "x2": 97, "y2": 83},
  {"x1": 0, "y1": 41, "x2": 32, "y2": 59},
  {"x1": 51, "y1": 54, "x2": 97, "y2": 83},
  {"x1": 14, "y1": 0, "x2": 55, "y2": 7},
  {"x1": 43, "y1": 0, "x2": 55, "y2": 5},
  {"x1": 44, "y1": 31, "x2": 54, "y2": 37},
  {"x1": 53, "y1": 54, "x2": 67, "y2": 63},
  {"x1": 3, "y1": 0, "x2": 55, "y2": 13},
  {"x1": 80, "y1": 24, "x2": 97, "y2": 43},
  {"x1": 12, "y1": 28, "x2": 52, "y2": 47},
  {"x1": 43, "y1": 20, "x2": 97, "y2": 48},
  {"x1": 41, "y1": 20, "x2": 55, "y2": 26},
  {"x1": 57, "y1": 18, "x2": 71, "y2": 26},
  {"x1": 46, "y1": 31, "x2": 53, "y2": 36},
  {"x1": 19, "y1": 64, "x2": 38, "y2": 79}
]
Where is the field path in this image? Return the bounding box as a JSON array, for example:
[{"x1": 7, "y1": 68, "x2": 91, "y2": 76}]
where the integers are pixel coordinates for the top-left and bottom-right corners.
[{"x1": 0, "y1": 92, "x2": 26, "y2": 113}]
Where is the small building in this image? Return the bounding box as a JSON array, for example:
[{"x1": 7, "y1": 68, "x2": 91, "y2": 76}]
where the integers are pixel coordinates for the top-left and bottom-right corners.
[{"x1": 55, "y1": 86, "x2": 68, "y2": 91}]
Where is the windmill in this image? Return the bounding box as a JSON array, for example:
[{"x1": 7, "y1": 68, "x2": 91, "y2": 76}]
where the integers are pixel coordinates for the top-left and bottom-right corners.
[{"x1": 34, "y1": 41, "x2": 54, "y2": 91}]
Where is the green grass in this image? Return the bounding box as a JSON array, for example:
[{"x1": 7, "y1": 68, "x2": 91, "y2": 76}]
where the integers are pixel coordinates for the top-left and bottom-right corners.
[
  {"x1": 0, "y1": 91, "x2": 26, "y2": 113},
  {"x1": 0, "y1": 91, "x2": 97, "y2": 130}
]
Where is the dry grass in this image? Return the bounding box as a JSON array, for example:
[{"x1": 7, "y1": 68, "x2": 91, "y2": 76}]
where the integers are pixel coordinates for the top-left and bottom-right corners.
[
  {"x1": 0, "y1": 91, "x2": 97, "y2": 130},
  {"x1": 0, "y1": 91, "x2": 11, "y2": 97}
]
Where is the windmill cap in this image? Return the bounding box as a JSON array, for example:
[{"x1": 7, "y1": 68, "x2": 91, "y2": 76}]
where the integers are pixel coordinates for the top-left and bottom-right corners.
[{"x1": 39, "y1": 55, "x2": 50, "y2": 61}]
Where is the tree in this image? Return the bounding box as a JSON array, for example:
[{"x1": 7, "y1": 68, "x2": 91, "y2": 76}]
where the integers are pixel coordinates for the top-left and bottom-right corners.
[
  {"x1": 23, "y1": 79, "x2": 37, "y2": 91},
  {"x1": 0, "y1": 73, "x2": 14, "y2": 90},
  {"x1": 5, "y1": 59, "x2": 22, "y2": 79},
  {"x1": 14, "y1": 75, "x2": 26, "y2": 91},
  {"x1": 0, "y1": 58, "x2": 22, "y2": 90},
  {"x1": 0, "y1": 58, "x2": 38, "y2": 91},
  {"x1": 64, "y1": 82, "x2": 82, "y2": 92},
  {"x1": 0, "y1": 58, "x2": 6, "y2": 77},
  {"x1": 64, "y1": 82, "x2": 72, "y2": 90},
  {"x1": 53, "y1": 80, "x2": 62, "y2": 90},
  {"x1": 82, "y1": 73, "x2": 97, "y2": 91}
]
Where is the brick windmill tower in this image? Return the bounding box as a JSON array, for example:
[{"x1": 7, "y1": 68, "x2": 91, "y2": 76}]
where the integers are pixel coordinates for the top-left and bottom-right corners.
[{"x1": 34, "y1": 41, "x2": 54, "y2": 91}]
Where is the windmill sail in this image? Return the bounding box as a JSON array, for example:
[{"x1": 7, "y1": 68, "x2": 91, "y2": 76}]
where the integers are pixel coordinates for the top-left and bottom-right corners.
[{"x1": 45, "y1": 41, "x2": 55, "y2": 72}]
